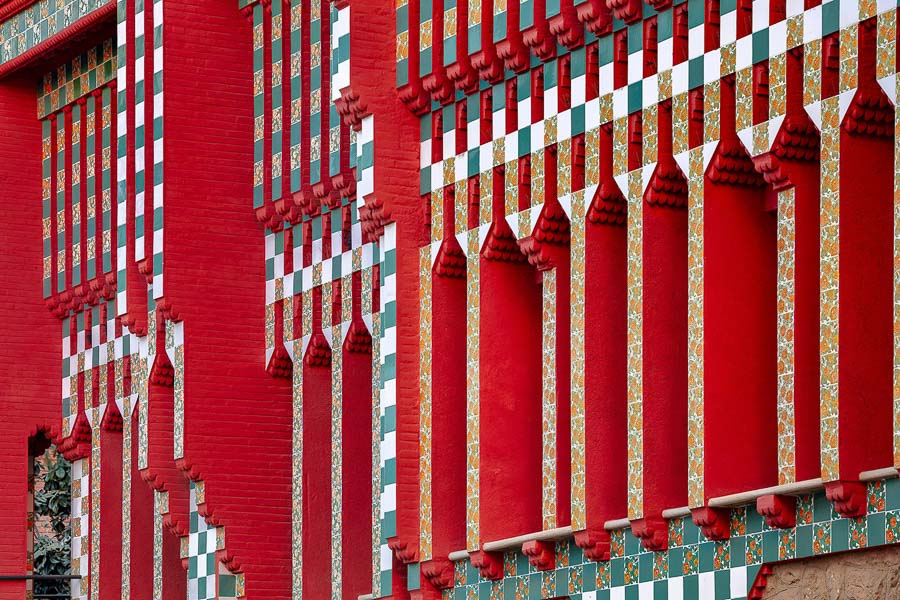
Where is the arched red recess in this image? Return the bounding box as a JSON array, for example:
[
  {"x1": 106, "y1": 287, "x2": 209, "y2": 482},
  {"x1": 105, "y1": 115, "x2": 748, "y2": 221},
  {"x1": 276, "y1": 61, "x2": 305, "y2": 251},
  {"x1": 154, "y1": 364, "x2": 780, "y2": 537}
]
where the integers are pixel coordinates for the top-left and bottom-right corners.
[
  {"x1": 830, "y1": 19, "x2": 894, "y2": 498},
  {"x1": 302, "y1": 287, "x2": 333, "y2": 600},
  {"x1": 341, "y1": 273, "x2": 374, "y2": 600},
  {"x1": 752, "y1": 49, "x2": 821, "y2": 484},
  {"x1": 702, "y1": 78, "x2": 777, "y2": 504},
  {"x1": 479, "y1": 213, "x2": 543, "y2": 545},
  {"x1": 575, "y1": 124, "x2": 627, "y2": 561},
  {"x1": 637, "y1": 101, "x2": 689, "y2": 549},
  {"x1": 99, "y1": 401, "x2": 124, "y2": 600},
  {"x1": 129, "y1": 410, "x2": 155, "y2": 600},
  {"x1": 421, "y1": 229, "x2": 467, "y2": 592}
]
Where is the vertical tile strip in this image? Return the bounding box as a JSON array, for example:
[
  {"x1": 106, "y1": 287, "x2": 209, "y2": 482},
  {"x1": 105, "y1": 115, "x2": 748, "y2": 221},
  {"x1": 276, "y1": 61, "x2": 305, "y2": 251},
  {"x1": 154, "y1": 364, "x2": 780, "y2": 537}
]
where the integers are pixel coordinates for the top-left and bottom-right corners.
[
  {"x1": 116, "y1": 0, "x2": 129, "y2": 316},
  {"x1": 378, "y1": 226, "x2": 397, "y2": 596},
  {"x1": 133, "y1": 0, "x2": 146, "y2": 266},
  {"x1": 541, "y1": 267, "x2": 557, "y2": 529},
  {"x1": 569, "y1": 189, "x2": 587, "y2": 532},
  {"x1": 170, "y1": 321, "x2": 184, "y2": 460},
  {"x1": 72, "y1": 457, "x2": 90, "y2": 600},
  {"x1": 72, "y1": 101, "x2": 81, "y2": 289},
  {"x1": 101, "y1": 86, "x2": 113, "y2": 276},
  {"x1": 86, "y1": 95, "x2": 97, "y2": 282},
  {"x1": 151, "y1": 0, "x2": 164, "y2": 297},
  {"x1": 625, "y1": 166, "x2": 643, "y2": 521},
  {"x1": 272, "y1": 0, "x2": 283, "y2": 205},
  {"x1": 465, "y1": 228, "x2": 480, "y2": 551},
  {"x1": 331, "y1": 278, "x2": 348, "y2": 600},
  {"x1": 90, "y1": 402, "x2": 102, "y2": 600},
  {"x1": 419, "y1": 245, "x2": 433, "y2": 560},
  {"x1": 309, "y1": 0, "x2": 322, "y2": 188},
  {"x1": 777, "y1": 187, "x2": 797, "y2": 485},
  {"x1": 290, "y1": 0, "x2": 303, "y2": 195},
  {"x1": 153, "y1": 490, "x2": 166, "y2": 599},
  {"x1": 291, "y1": 334, "x2": 303, "y2": 599},
  {"x1": 42, "y1": 118, "x2": 53, "y2": 298},
  {"x1": 367, "y1": 266, "x2": 382, "y2": 596},
  {"x1": 253, "y1": 4, "x2": 265, "y2": 210},
  {"x1": 329, "y1": 3, "x2": 342, "y2": 179},
  {"x1": 819, "y1": 20, "x2": 857, "y2": 482},
  {"x1": 396, "y1": 0, "x2": 410, "y2": 88},
  {"x1": 56, "y1": 115, "x2": 66, "y2": 294}
]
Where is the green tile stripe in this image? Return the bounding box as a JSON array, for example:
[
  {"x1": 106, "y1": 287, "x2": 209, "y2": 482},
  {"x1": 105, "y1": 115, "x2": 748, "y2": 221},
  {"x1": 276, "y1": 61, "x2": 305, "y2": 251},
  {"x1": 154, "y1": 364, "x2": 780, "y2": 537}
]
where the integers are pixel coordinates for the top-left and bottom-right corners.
[
  {"x1": 42, "y1": 117, "x2": 53, "y2": 298},
  {"x1": 272, "y1": 0, "x2": 283, "y2": 204},
  {"x1": 289, "y1": 0, "x2": 302, "y2": 195},
  {"x1": 328, "y1": 2, "x2": 341, "y2": 179},
  {"x1": 151, "y1": 0, "x2": 164, "y2": 297},
  {"x1": 56, "y1": 114, "x2": 66, "y2": 294},
  {"x1": 37, "y1": 39, "x2": 115, "y2": 119},
  {"x1": 85, "y1": 94, "x2": 97, "y2": 281},
  {"x1": 332, "y1": 4, "x2": 349, "y2": 99},
  {"x1": 378, "y1": 226, "x2": 397, "y2": 598},
  {"x1": 396, "y1": 0, "x2": 409, "y2": 88},
  {"x1": 133, "y1": 0, "x2": 146, "y2": 266},
  {"x1": 520, "y1": 0, "x2": 535, "y2": 30},
  {"x1": 442, "y1": 0, "x2": 455, "y2": 68},
  {"x1": 465, "y1": 0, "x2": 479, "y2": 56},
  {"x1": 418, "y1": 0, "x2": 431, "y2": 78},
  {"x1": 309, "y1": 0, "x2": 321, "y2": 186},
  {"x1": 101, "y1": 85, "x2": 113, "y2": 275},
  {"x1": 115, "y1": 0, "x2": 128, "y2": 316},
  {"x1": 71, "y1": 101, "x2": 82, "y2": 288},
  {"x1": 492, "y1": 0, "x2": 507, "y2": 45},
  {"x1": 253, "y1": 3, "x2": 264, "y2": 209},
  {"x1": 0, "y1": 0, "x2": 112, "y2": 65}
]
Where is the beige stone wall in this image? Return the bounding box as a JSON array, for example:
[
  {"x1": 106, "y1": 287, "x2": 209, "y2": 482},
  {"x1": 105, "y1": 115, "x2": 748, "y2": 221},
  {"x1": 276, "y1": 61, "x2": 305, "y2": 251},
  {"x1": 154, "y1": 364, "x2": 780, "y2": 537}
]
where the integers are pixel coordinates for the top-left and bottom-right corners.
[{"x1": 763, "y1": 545, "x2": 900, "y2": 599}]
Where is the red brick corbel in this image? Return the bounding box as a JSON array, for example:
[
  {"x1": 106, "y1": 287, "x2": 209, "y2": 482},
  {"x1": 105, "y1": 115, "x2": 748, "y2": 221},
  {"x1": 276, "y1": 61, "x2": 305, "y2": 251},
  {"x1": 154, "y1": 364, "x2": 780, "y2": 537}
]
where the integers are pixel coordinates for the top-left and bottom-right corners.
[
  {"x1": 825, "y1": 480, "x2": 868, "y2": 519},
  {"x1": 631, "y1": 517, "x2": 669, "y2": 551},
  {"x1": 691, "y1": 506, "x2": 731, "y2": 541},
  {"x1": 756, "y1": 494, "x2": 797, "y2": 529},
  {"x1": 574, "y1": 528, "x2": 611, "y2": 561},
  {"x1": 420, "y1": 558, "x2": 454, "y2": 590},
  {"x1": 522, "y1": 540, "x2": 556, "y2": 571},
  {"x1": 468, "y1": 549, "x2": 503, "y2": 580}
]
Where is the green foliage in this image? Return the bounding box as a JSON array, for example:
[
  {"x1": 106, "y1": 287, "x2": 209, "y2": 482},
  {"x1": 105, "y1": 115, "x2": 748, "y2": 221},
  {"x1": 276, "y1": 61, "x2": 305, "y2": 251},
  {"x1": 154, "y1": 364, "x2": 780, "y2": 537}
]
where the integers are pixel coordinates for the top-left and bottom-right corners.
[{"x1": 33, "y1": 451, "x2": 71, "y2": 597}]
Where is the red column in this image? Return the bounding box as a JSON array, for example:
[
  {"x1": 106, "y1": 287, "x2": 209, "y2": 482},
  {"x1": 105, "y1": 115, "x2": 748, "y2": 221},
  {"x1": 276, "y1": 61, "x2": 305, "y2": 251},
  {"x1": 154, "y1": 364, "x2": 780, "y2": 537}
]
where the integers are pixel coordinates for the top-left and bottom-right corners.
[
  {"x1": 479, "y1": 216, "x2": 543, "y2": 544},
  {"x1": 638, "y1": 102, "x2": 690, "y2": 548},
  {"x1": 341, "y1": 273, "x2": 374, "y2": 600},
  {"x1": 302, "y1": 288, "x2": 333, "y2": 599},
  {"x1": 699, "y1": 79, "x2": 777, "y2": 526},
  {"x1": 421, "y1": 235, "x2": 467, "y2": 591},
  {"x1": 827, "y1": 20, "x2": 894, "y2": 516},
  {"x1": 575, "y1": 124, "x2": 628, "y2": 561}
]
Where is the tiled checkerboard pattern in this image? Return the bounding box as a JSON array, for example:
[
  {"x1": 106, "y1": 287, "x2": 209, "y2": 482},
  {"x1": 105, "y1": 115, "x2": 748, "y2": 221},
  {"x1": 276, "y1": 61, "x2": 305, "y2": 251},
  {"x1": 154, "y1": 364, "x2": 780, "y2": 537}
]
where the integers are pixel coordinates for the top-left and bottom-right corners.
[{"x1": 425, "y1": 478, "x2": 900, "y2": 600}]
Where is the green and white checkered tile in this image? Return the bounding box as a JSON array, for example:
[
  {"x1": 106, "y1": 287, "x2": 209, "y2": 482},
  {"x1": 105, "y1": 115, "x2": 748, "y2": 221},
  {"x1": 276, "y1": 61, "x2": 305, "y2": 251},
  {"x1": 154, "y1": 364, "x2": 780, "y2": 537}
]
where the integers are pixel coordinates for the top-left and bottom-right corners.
[
  {"x1": 151, "y1": 0, "x2": 165, "y2": 298},
  {"x1": 115, "y1": 0, "x2": 129, "y2": 316},
  {"x1": 376, "y1": 223, "x2": 397, "y2": 597},
  {"x1": 187, "y1": 481, "x2": 223, "y2": 600},
  {"x1": 436, "y1": 479, "x2": 900, "y2": 600},
  {"x1": 133, "y1": 0, "x2": 147, "y2": 267},
  {"x1": 71, "y1": 456, "x2": 90, "y2": 600}
]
